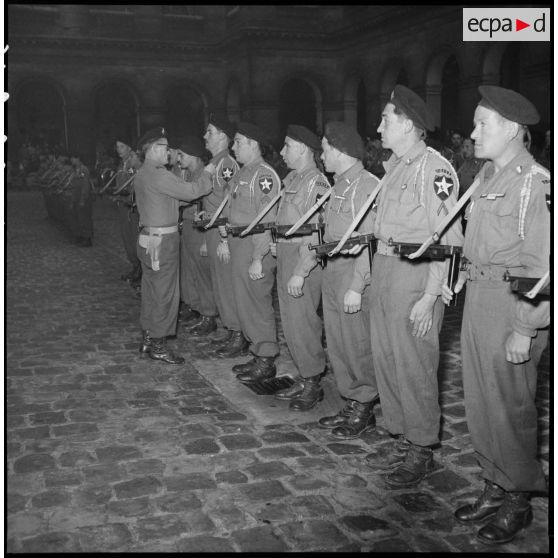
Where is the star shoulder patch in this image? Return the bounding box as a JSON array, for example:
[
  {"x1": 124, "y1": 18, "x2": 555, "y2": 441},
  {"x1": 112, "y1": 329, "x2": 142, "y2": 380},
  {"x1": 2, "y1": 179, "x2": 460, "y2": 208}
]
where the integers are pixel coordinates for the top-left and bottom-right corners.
[
  {"x1": 259, "y1": 175, "x2": 273, "y2": 194},
  {"x1": 433, "y1": 174, "x2": 454, "y2": 201},
  {"x1": 221, "y1": 167, "x2": 234, "y2": 181}
]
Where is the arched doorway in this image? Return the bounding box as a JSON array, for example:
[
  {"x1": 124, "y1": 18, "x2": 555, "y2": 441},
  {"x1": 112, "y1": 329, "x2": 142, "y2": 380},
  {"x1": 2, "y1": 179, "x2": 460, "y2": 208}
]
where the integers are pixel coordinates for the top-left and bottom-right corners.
[
  {"x1": 15, "y1": 79, "x2": 67, "y2": 149},
  {"x1": 165, "y1": 85, "x2": 206, "y2": 139},
  {"x1": 500, "y1": 43, "x2": 521, "y2": 90},
  {"x1": 279, "y1": 78, "x2": 318, "y2": 137},
  {"x1": 94, "y1": 81, "x2": 139, "y2": 148},
  {"x1": 440, "y1": 55, "x2": 461, "y2": 134}
]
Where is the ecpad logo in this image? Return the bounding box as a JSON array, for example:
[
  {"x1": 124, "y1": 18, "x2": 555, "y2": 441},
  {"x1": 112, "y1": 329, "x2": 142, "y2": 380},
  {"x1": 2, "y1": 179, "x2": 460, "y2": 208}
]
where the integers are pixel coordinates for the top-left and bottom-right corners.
[{"x1": 463, "y1": 8, "x2": 550, "y2": 42}]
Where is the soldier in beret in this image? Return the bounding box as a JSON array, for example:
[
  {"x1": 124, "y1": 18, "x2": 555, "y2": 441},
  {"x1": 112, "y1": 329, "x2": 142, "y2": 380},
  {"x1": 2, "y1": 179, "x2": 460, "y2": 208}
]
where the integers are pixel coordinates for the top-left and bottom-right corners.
[
  {"x1": 271, "y1": 125, "x2": 330, "y2": 411},
  {"x1": 442, "y1": 86, "x2": 549, "y2": 545},
  {"x1": 134, "y1": 127, "x2": 215, "y2": 364},
  {"x1": 112, "y1": 136, "x2": 142, "y2": 286},
  {"x1": 226, "y1": 122, "x2": 282, "y2": 382},
  {"x1": 316, "y1": 121, "x2": 380, "y2": 439},
  {"x1": 176, "y1": 136, "x2": 218, "y2": 337},
  {"x1": 366, "y1": 85, "x2": 463, "y2": 488},
  {"x1": 202, "y1": 116, "x2": 247, "y2": 357}
]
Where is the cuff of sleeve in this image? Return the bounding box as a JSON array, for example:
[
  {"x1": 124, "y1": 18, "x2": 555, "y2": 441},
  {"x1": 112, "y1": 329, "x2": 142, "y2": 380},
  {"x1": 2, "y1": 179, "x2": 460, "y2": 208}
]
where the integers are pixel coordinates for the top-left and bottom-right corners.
[
  {"x1": 424, "y1": 278, "x2": 443, "y2": 297},
  {"x1": 512, "y1": 321, "x2": 537, "y2": 338},
  {"x1": 349, "y1": 275, "x2": 365, "y2": 294}
]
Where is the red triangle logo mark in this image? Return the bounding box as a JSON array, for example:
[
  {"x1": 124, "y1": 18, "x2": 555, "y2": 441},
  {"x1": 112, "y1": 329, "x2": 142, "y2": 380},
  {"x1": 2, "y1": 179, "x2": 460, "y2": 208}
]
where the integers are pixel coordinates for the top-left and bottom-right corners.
[{"x1": 516, "y1": 18, "x2": 530, "y2": 31}]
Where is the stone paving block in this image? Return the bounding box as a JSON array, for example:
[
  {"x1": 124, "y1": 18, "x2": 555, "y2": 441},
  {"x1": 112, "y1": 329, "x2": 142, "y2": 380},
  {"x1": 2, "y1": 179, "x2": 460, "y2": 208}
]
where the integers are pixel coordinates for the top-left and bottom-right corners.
[
  {"x1": 289, "y1": 494, "x2": 336, "y2": 517},
  {"x1": 10, "y1": 426, "x2": 51, "y2": 440},
  {"x1": 183, "y1": 438, "x2": 221, "y2": 455},
  {"x1": 425, "y1": 469, "x2": 471, "y2": 493},
  {"x1": 136, "y1": 512, "x2": 215, "y2": 542},
  {"x1": 29, "y1": 411, "x2": 67, "y2": 425},
  {"x1": 51, "y1": 422, "x2": 99, "y2": 438},
  {"x1": 7, "y1": 493, "x2": 27, "y2": 514},
  {"x1": 261, "y1": 430, "x2": 310, "y2": 444},
  {"x1": 95, "y1": 445, "x2": 143, "y2": 462},
  {"x1": 113, "y1": 475, "x2": 163, "y2": 499},
  {"x1": 78, "y1": 523, "x2": 133, "y2": 552},
  {"x1": 8, "y1": 513, "x2": 44, "y2": 539},
  {"x1": 340, "y1": 514, "x2": 392, "y2": 536},
  {"x1": 414, "y1": 532, "x2": 454, "y2": 552},
  {"x1": 246, "y1": 461, "x2": 295, "y2": 480},
  {"x1": 236, "y1": 480, "x2": 291, "y2": 502},
  {"x1": 214, "y1": 412, "x2": 248, "y2": 421},
  {"x1": 163, "y1": 472, "x2": 217, "y2": 492},
  {"x1": 34, "y1": 366, "x2": 71, "y2": 376},
  {"x1": 371, "y1": 537, "x2": 414, "y2": 552},
  {"x1": 295, "y1": 456, "x2": 338, "y2": 471},
  {"x1": 257, "y1": 445, "x2": 306, "y2": 459},
  {"x1": 287, "y1": 474, "x2": 330, "y2": 491},
  {"x1": 153, "y1": 492, "x2": 203, "y2": 514},
  {"x1": 278, "y1": 519, "x2": 350, "y2": 550},
  {"x1": 8, "y1": 403, "x2": 52, "y2": 416},
  {"x1": 59, "y1": 449, "x2": 97, "y2": 468},
  {"x1": 31, "y1": 489, "x2": 72, "y2": 509},
  {"x1": 392, "y1": 492, "x2": 445, "y2": 513},
  {"x1": 13, "y1": 453, "x2": 56, "y2": 473},
  {"x1": 44, "y1": 471, "x2": 83, "y2": 487},
  {"x1": 67, "y1": 408, "x2": 108, "y2": 422},
  {"x1": 326, "y1": 442, "x2": 368, "y2": 456},
  {"x1": 219, "y1": 434, "x2": 263, "y2": 450},
  {"x1": 176, "y1": 535, "x2": 236, "y2": 553},
  {"x1": 231, "y1": 525, "x2": 289, "y2": 552},
  {"x1": 8, "y1": 368, "x2": 34, "y2": 376},
  {"x1": 20, "y1": 531, "x2": 83, "y2": 553},
  {"x1": 107, "y1": 497, "x2": 153, "y2": 518},
  {"x1": 125, "y1": 458, "x2": 166, "y2": 476},
  {"x1": 205, "y1": 503, "x2": 251, "y2": 532},
  {"x1": 176, "y1": 422, "x2": 220, "y2": 439},
  {"x1": 73, "y1": 484, "x2": 114, "y2": 507},
  {"x1": 82, "y1": 463, "x2": 127, "y2": 483},
  {"x1": 215, "y1": 470, "x2": 249, "y2": 485}
]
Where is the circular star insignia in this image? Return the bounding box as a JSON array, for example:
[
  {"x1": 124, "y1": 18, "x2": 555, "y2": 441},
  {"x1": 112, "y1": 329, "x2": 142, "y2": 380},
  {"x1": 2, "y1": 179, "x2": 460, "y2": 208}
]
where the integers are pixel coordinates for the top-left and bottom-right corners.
[
  {"x1": 221, "y1": 167, "x2": 233, "y2": 181},
  {"x1": 259, "y1": 176, "x2": 273, "y2": 194},
  {"x1": 433, "y1": 175, "x2": 454, "y2": 201}
]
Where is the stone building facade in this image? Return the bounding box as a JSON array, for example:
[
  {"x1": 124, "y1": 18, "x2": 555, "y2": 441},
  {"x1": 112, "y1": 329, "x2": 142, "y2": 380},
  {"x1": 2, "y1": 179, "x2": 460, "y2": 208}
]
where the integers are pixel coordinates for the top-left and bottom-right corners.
[{"x1": 7, "y1": 4, "x2": 551, "y2": 163}]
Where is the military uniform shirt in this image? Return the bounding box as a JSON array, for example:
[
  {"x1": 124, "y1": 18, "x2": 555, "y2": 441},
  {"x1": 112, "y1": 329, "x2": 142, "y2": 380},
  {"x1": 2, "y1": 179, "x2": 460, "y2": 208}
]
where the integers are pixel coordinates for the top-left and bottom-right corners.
[
  {"x1": 373, "y1": 140, "x2": 464, "y2": 295},
  {"x1": 276, "y1": 163, "x2": 330, "y2": 277},
  {"x1": 204, "y1": 149, "x2": 240, "y2": 215}
]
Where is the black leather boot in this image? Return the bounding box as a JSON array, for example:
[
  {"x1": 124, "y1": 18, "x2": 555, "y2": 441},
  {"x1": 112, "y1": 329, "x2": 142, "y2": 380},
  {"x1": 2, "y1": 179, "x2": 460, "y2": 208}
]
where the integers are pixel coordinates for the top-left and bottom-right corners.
[
  {"x1": 384, "y1": 443, "x2": 435, "y2": 489},
  {"x1": 330, "y1": 400, "x2": 375, "y2": 439},
  {"x1": 454, "y1": 481, "x2": 506, "y2": 525},
  {"x1": 318, "y1": 399, "x2": 357, "y2": 429},
  {"x1": 149, "y1": 337, "x2": 185, "y2": 365},
  {"x1": 289, "y1": 376, "x2": 324, "y2": 412},
  {"x1": 216, "y1": 331, "x2": 250, "y2": 358},
  {"x1": 190, "y1": 315, "x2": 217, "y2": 337},
  {"x1": 232, "y1": 357, "x2": 256, "y2": 374},
  {"x1": 236, "y1": 356, "x2": 277, "y2": 383},
  {"x1": 274, "y1": 378, "x2": 305, "y2": 401},
  {"x1": 210, "y1": 329, "x2": 233, "y2": 346},
  {"x1": 476, "y1": 492, "x2": 533, "y2": 545},
  {"x1": 179, "y1": 304, "x2": 198, "y2": 322},
  {"x1": 139, "y1": 330, "x2": 152, "y2": 358},
  {"x1": 365, "y1": 434, "x2": 410, "y2": 470}
]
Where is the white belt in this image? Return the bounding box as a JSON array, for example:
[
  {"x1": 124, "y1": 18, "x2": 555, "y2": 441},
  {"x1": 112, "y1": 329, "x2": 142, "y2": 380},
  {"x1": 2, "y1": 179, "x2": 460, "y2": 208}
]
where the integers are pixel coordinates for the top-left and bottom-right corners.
[
  {"x1": 140, "y1": 225, "x2": 178, "y2": 236},
  {"x1": 376, "y1": 240, "x2": 398, "y2": 257}
]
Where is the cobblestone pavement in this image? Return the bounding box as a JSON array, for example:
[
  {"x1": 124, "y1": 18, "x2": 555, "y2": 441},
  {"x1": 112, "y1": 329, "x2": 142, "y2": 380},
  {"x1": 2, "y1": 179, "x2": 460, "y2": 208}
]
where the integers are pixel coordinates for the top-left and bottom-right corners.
[{"x1": 6, "y1": 191, "x2": 550, "y2": 553}]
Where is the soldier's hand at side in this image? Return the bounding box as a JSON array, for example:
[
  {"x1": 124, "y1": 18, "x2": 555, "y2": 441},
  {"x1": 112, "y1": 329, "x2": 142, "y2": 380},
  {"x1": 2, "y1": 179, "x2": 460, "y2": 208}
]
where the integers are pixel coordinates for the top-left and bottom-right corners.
[
  {"x1": 287, "y1": 275, "x2": 304, "y2": 298},
  {"x1": 199, "y1": 241, "x2": 208, "y2": 257},
  {"x1": 270, "y1": 241, "x2": 277, "y2": 257},
  {"x1": 409, "y1": 293, "x2": 437, "y2": 337},
  {"x1": 343, "y1": 289, "x2": 362, "y2": 313},
  {"x1": 441, "y1": 270, "x2": 467, "y2": 305},
  {"x1": 248, "y1": 258, "x2": 264, "y2": 281},
  {"x1": 505, "y1": 331, "x2": 532, "y2": 364},
  {"x1": 216, "y1": 240, "x2": 230, "y2": 264}
]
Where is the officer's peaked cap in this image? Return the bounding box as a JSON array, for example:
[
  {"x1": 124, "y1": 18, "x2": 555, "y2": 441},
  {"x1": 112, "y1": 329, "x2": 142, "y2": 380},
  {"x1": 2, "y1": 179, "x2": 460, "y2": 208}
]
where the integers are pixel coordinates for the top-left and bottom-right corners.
[
  {"x1": 236, "y1": 121, "x2": 270, "y2": 147},
  {"x1": 323, "y1": 121, "x2": 364, "y2": 160},
  {"x1": 286, "y1": 124, "x2": 321, "y2": 151},
  {"x1": 389, "y1": 85, "x2": 434, "y2": 132},
  {"x1": 137, "y1": 127, "x2": 167, "y2": 150},
  {"x1": 477, "y1": 85, "x2": 540, "y2": 126}
]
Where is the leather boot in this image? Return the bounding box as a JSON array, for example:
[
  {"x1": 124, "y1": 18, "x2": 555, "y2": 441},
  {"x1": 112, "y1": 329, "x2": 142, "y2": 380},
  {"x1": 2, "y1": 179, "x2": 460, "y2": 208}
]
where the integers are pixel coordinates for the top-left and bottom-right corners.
[
  {"x1": 216, "y1": 331, "x2": 250, "y2": 358},
  {"x1": 385, "y1": 443, "x2": 435, "y2": 489},
  {"x1": 139, "y1": 330, "x2": 152, "y2": 358},
  {"x1": 149, "y1": 337, "x2": 185, "y2": 365},
  {"x1": 210, "y1": 329, "x2": 233, "y2": 346},
  {"x1": 290, "y1": 376, "x2": 324, "y2": 412},
  {"x1": 179, "y1": 304, "x2": 198, "y2": 322},
  {"x1": 365, "y1": 434, "x2": 410, "y2": 470},
  {"x1": 190, "y1": 315, "x2": 217, "y2": 337},
  {"x1": 236, "y1": 356, "x2": 277, "y2": 383},
  {"x1": 232, "y1": 357, "x2": 256, "y2": 374},
  {"x1": 454, "y1": 481, "x2": 506, "y2": 525},
  {"x1": 318, "y1": 399, "x2": 357, "y2": 429},
  {"x1": 330, "y1": 400, "x2": 375, "y2": 439},
  {"x1": 274, "y1": 378, "x2": 305, "y2": 401},
  {"x1": 476, "y1": 492, "x2": 533, "y2": 545}
]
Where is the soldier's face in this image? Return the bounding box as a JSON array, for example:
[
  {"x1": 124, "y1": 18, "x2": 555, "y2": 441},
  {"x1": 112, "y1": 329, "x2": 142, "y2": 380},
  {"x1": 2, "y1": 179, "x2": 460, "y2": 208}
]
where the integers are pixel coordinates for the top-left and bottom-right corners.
[
  {"x1": 461, "y1": 139, "x2": 474, "y2": 159},
  {"x1": 320, "y1": 138, "x2": 339, "y2": 173},
  {"x1": 151, "y1": 139, "x2": 170, "y2": 165},
  {"x1": 178, "y1": 151, "x2": 193, "y2": 168},
  {"x1": 471, "y1": 106, "x2": 512, "y2": 161},
  {"x1": 204, "y1": 124, "x2": 222, "y2": 153},
  {"x1": 232, "y1": 134, "x2": 252, "y2": 164},
  {"x1": 280, "y1": 137, "x2": 303, "y2": 170},
  {"x1": 377, "y1": 103, "x2": 406, "y2": 150},
  {"x1": 168, "y1": 148, "x2": 178, "y2": 165},
  {"x1": 116, "y1": 141, "x2": 131, "y2": 159}
]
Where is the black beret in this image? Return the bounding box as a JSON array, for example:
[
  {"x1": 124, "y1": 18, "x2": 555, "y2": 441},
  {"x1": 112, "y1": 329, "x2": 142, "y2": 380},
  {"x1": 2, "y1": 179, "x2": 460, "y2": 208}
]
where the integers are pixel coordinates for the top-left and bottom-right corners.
[
  {"x1": 166, "y1": 136, "x2": 181, "y2": 150},
  {"x1": 286, "y1": 124, "x2": 321, "y2": 151},
  {"x1": 209, "y1": 115, "x2": 237, "y2": 139},
  {"x1": 323, "y1": 121, "x2": 364, "y2": 160},
  {"x1": 478, "y1": 85, "x2": 540, "y2": 126},
  {"x1": 236, "y1": 121, "x2": 270, "y2": 147},
  {"x1": 115, "y1": 134, "x2": 135, "y2": 149},
  {"x1": 137, "y1": 127, "x2": 167, "y2": 150},
  {"x1": 390, "y1": 85, "x2": 434, "y2": 132},
  {"x1": 177, "y1": 135, "x2": 207, "y2": 158}
]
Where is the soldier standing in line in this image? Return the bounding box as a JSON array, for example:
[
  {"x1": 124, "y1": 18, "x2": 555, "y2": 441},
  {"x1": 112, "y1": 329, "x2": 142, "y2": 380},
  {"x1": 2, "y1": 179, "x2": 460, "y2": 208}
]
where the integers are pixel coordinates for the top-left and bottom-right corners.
[
  {"x1": 201, "y1": 117, "x2": 249, "y2": 356},
  {"x1": 69, "y1": 152, "x2": 94, "y2": 247},
  {"x1": 226, "y1": 122, "x2": 282, "y2": 383},
  {"x1": 271, "y1": 125, "x2": 330, "y2": 411},
  {"x1": 176, "y1": 136, "x2": 218, "y2": 337},
  {"x1": 134, "y1": 127, "x2": 214, "y2": 364},
  {"x1": 112, "y1": 136, "x2": 142, "y2": 285},
  {"x1": 442, "y1": 86, "x2": 549, "y2": 545},
  {"x1": 316, "y1": 122, "x2": 380, "y2": 440},
  {"x1": 366, "y1": 85, "x2": 463, "y2": 488}
]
